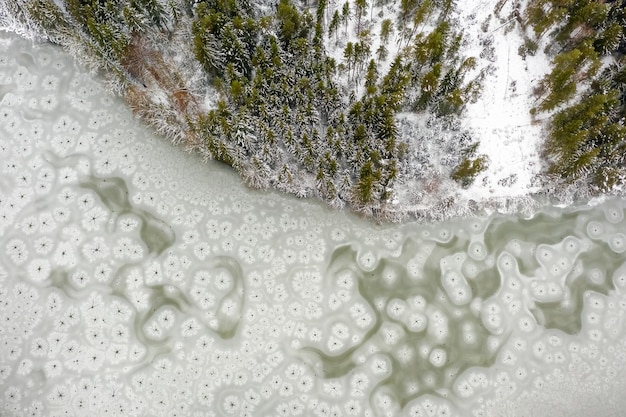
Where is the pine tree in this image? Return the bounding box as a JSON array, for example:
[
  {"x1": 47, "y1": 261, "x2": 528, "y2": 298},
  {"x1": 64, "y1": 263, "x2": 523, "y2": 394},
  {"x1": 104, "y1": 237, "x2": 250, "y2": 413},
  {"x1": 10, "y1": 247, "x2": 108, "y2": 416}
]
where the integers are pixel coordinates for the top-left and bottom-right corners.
[
  {"x1": 554, "y1": 0, "x2": 606, "y2": 45},
  {"x1": 220, "y1": 23, "x2": 252, "y2": 78},
  {"x1": 380, "y1": 56, "x2": 409, "y2": 110},
  {"x1": 355, "y1": 160, "x2": 376, "y2": 204},
  {"x1": 557, "y1": 148, "x2": 600, "y2": 180},
  {"x1": 343, "y1": 42, "x2": 354, "y2": 76},
  {"x1": 525, "y1": 0, "x2": 570, "y2": 39},
  {"x1": 405, "y1": 0, "x2": 433, "y2": 42},
  {"x1": 341, "y1": 2, "x2": 350, "y2": 37},
  {"x1": 416, "y1": 63, "x2": 441, "y2": 109},
  {"x1": 364, "y1": 59, "x2": 378, "y2": 95},
  {"x1": 594, "y1": 22, "x2": 623, "y2": 55},
  {"x1": 123, "y1": 5, "x2": 147, "y2": 32},
  {"x1": 138, "y1": 0, "x2": 168, "y2": 30},
  {"x1": 539, "y1": 42, "x2": 599, "y2": 111},
  {"x1": 376, "y1": 44, "x2": 388, "y2": 62},
  {"x1": 452, "y1": 156, "x2": 488, "y2": 187},
  {"x1": 276, "y1": 0, "x2": 303, "y2": 47},
  {"x1": 400, "y1": 0, "x2": 419, "y2": 22},
  {"x1": 355, "y1": 0, "x2": 367, "y2": 33},
  {"x1": 329, "y1": 10, "x2": 340, "y2": 42},
  {"x1": 380, "y1": 18, "x2": 393, "y2": 44},
  {"x1": 27, "y1": 0, "x2": 77, "y2": 42},
  {"x1": 378, "y1": 111, "x2": 397, "y2": 157}
]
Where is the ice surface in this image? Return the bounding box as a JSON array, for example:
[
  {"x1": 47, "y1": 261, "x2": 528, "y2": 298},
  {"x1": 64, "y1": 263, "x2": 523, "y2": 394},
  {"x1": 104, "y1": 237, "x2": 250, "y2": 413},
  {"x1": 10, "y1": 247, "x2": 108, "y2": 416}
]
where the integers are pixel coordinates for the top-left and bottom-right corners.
[{"x1": 1, "y1": 33, "x2": 626, "y2": 417}]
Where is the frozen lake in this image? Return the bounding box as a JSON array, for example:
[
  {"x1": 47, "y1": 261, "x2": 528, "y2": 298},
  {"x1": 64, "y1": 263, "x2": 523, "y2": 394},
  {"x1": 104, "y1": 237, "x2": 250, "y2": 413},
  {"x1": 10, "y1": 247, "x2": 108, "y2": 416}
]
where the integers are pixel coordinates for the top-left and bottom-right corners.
[{"x1": 1, "y1": 33, "x2": 625, "y2": 417}]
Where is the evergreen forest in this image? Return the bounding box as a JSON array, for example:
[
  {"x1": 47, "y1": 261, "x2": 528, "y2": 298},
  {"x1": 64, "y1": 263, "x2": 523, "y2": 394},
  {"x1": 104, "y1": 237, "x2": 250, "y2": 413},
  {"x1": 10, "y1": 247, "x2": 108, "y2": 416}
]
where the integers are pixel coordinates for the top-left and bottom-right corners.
[{"x1": 525, "y1": 0, "x2": 626, "y2": 192}]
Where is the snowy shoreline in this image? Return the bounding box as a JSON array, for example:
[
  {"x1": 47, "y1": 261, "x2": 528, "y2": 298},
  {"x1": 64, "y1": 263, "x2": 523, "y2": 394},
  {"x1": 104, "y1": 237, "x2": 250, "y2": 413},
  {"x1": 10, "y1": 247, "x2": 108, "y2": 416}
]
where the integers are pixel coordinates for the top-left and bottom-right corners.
[{"x1": 2, "y1": 0, "x2": 624, "y2": 223}]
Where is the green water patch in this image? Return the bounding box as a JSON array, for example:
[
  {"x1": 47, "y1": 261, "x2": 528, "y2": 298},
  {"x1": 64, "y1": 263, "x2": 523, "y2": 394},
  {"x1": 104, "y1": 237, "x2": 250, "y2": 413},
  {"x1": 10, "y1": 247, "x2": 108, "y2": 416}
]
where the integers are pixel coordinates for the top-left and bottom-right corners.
[
  {"x1": 78, "y1": 176, "x2": 175, "y2": 255},
  {"x1": 300, "y1": 241, "x2": 504, "y2": 407}
]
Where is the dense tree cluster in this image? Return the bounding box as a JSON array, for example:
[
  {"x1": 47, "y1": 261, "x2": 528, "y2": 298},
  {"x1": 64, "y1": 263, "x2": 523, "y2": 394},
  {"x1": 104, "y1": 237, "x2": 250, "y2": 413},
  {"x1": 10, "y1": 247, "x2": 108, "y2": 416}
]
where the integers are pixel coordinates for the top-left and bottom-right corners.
[
  {"x1": 525, "y1": 0, "x2": 626, "y2": 191},
  {"x1": 189, "y1": 0, "x2": 484, "y2": 214},
  {"x1": 24, "y1": 0, "x2": 184, "y2": 79},
  {"x1": 188, "y1": 0, "x2": 419, "y2": 213}
]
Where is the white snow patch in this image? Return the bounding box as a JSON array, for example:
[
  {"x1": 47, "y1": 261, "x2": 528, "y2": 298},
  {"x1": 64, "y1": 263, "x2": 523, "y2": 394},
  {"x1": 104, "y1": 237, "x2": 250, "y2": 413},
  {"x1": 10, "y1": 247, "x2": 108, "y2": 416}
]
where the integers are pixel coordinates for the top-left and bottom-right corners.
[{"x1": 455, "y1": 0, "x2": 552, "y2": 202}]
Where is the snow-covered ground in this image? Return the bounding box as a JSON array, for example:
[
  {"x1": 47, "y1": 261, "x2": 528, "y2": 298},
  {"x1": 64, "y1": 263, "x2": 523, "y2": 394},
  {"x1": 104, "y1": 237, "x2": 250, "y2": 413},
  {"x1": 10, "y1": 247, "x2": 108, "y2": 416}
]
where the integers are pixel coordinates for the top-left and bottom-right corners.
[{"x1": 456, "y1": 0, "x2": 551, "y2": 202}]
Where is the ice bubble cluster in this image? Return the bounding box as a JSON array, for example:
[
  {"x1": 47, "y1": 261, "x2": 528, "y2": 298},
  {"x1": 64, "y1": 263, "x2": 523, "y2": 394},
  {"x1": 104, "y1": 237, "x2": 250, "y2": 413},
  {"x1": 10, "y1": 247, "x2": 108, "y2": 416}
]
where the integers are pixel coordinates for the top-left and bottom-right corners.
[{"x1": 1, "y1": 32, "x2": 626, "y2": 417}]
